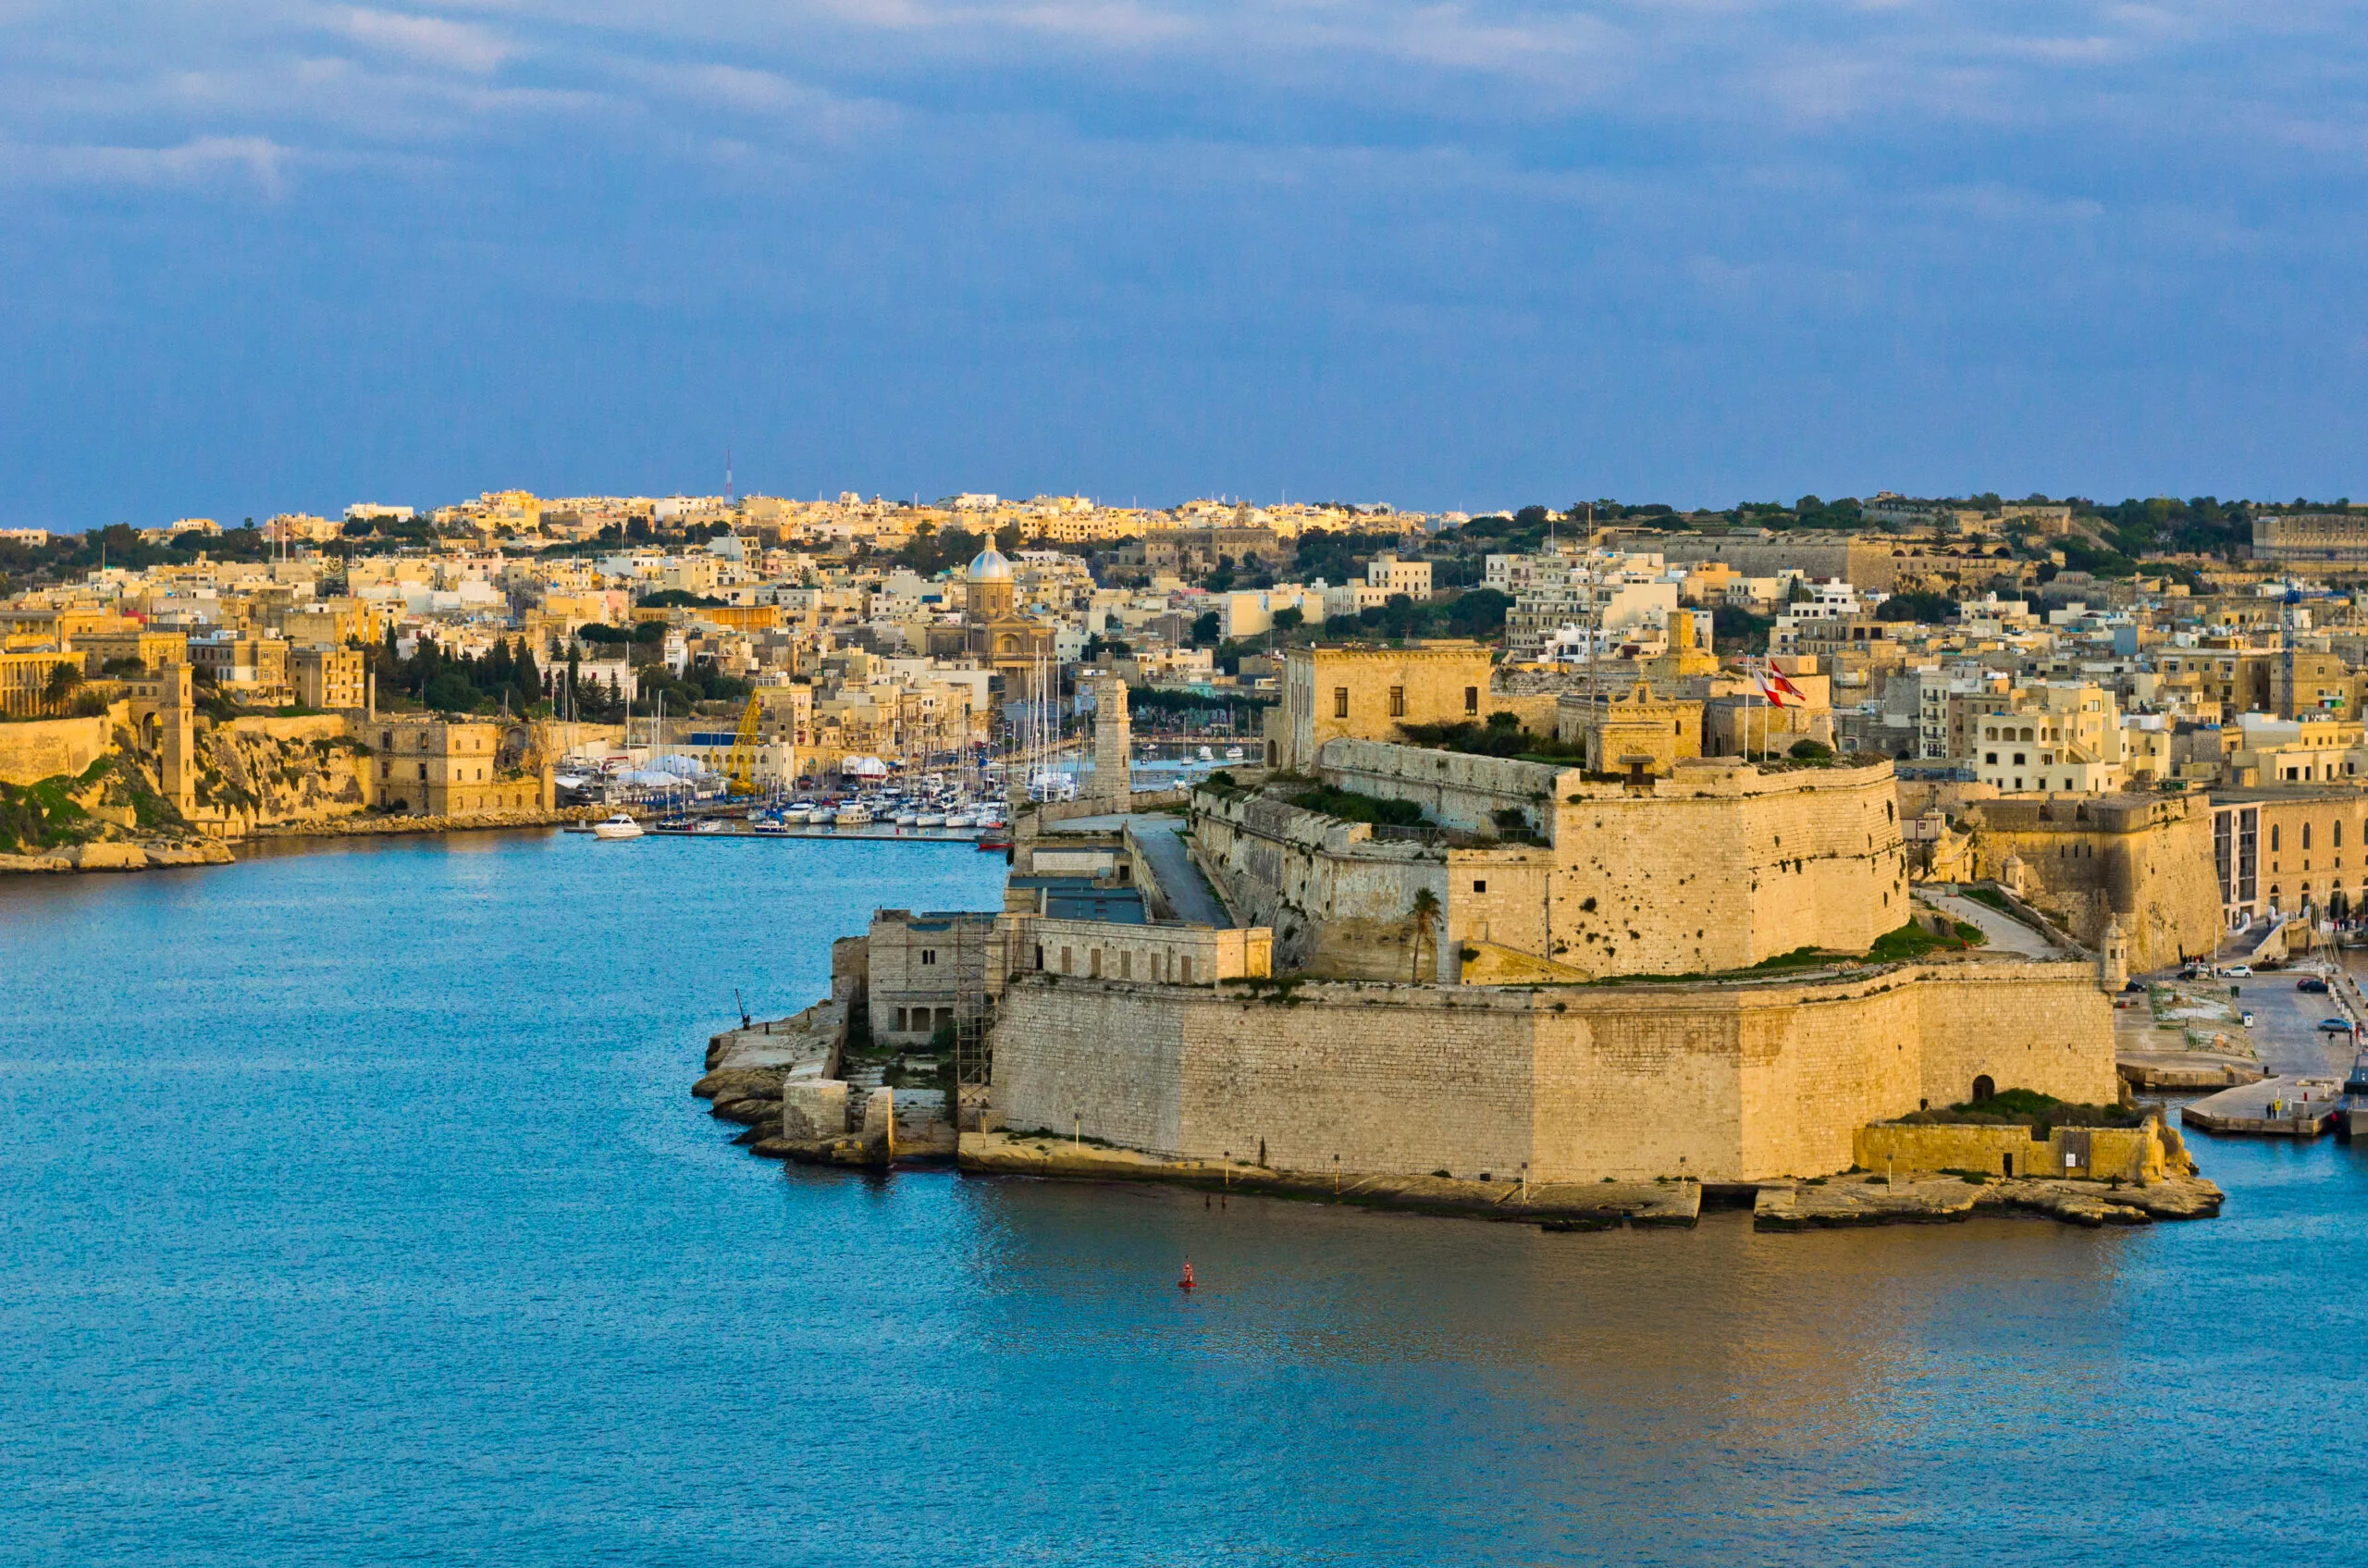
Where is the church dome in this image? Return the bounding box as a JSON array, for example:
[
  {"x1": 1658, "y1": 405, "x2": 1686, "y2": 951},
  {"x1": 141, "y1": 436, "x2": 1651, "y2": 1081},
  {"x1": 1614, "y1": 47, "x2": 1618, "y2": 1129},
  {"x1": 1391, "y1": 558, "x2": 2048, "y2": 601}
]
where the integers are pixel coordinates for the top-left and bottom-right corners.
[{"x1": 967, "y1": 546, "x2": 1014, "y2": 583}]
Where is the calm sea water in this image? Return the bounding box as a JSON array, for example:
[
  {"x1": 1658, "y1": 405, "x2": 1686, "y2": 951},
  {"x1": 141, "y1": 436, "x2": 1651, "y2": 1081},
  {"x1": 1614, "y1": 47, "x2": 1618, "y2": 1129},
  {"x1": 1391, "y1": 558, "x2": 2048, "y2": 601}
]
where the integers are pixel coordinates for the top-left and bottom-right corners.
[{"x1": 5, "y1": 831, "x2": 2368, "y2": 1565}]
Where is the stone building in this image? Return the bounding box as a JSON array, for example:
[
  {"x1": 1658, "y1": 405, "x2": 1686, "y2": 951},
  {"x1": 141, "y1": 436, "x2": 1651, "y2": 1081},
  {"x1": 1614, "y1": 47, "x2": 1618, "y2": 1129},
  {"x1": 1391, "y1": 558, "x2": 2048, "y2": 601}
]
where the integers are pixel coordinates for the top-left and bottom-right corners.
[
  {"x1": 370, "y1": 719, "x2": 551, "y2": 815},
  {"x1": 1554, "y1": 681, "x2": 1703, "y2": 777},
  {"x1": 868, "y1": 909, "x2": 999, "y2": 1045},
  {"x1": 2208, "y1": 788, "x2": 2368, "y2": 928},
  {"x1": 292, "y1": 646, "x2": 365, "y2": 710},
  {"x1": 1198, "y1": 742, "x2": 1907, "y2": 983},
  {"x1": 1270, "y1": 643, "x2": 1496, "y2": 770}
]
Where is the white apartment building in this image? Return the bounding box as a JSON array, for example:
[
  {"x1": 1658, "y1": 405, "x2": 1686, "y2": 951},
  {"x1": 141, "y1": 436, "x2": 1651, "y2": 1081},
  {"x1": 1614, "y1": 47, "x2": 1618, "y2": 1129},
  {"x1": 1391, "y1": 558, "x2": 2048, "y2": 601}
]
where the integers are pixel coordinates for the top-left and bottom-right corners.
[{"x1": 1972, "y1": 683, "x2": 2125, "y2": 795}]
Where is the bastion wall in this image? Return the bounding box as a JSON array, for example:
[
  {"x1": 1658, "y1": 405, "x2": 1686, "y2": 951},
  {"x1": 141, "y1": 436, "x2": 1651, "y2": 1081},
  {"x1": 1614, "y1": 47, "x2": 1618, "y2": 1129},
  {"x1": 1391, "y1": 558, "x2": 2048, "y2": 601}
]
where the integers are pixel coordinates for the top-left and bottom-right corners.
[{"x1": 991, "y1": 961, "x2": 2115, "y2": 1182}]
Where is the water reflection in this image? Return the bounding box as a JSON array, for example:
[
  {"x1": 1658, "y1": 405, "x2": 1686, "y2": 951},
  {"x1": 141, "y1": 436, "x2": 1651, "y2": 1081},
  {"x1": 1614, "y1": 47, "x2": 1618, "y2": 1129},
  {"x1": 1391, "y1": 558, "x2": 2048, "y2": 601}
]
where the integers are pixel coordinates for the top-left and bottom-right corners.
[{"x1": 2, "y1": 835, "x2": 2366, "y2": 1563}]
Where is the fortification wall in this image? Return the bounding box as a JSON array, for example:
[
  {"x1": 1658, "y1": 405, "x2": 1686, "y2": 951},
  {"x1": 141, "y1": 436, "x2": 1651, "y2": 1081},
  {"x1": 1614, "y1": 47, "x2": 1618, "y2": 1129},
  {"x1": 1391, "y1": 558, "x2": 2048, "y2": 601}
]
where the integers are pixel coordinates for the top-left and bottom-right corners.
[
  {"x1": 0, "y1": 715, "x2": 113, "y2": 785},
  {"x1": 1968, "y1": 794, "x2": 2220, "y2": 972},
  {"x1": 1548, "y1": 759, "x2": 1907, "y2": 974},
  {"x1": 992, "y1": 959, "x2": 2115, "y2": 1182},
  {"x1": 1319, "y1": 738, "x2": 1572, "y2": 837}
]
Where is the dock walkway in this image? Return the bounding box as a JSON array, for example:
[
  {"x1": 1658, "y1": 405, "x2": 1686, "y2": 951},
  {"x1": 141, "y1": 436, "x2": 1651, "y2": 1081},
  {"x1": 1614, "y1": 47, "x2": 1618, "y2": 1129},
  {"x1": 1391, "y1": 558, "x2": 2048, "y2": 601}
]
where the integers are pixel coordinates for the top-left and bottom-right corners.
[{"x1": 2182, "y1": 1076, "x2": 2344, "y2": 1137}]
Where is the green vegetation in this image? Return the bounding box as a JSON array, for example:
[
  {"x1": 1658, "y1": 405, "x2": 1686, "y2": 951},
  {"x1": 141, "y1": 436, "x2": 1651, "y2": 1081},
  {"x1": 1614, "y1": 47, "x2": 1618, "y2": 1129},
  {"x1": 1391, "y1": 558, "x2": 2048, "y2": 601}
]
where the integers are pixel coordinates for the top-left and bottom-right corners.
[
  {"x1": 1961, "y1": 885, "x2": 2013, "y2": 913},
  {"x1": 1897, "y1": 1087, "x2": 2143, "y2": 1135},
  {"x1": 1398, "y1": 716, "x2": 1585, "y2": 762},
  {"x1": 1866, "y1": 920, "x2": 1989, "y2": 962},
  {"x1": 1289, "y1": 784, "x2": 1424, "y2": 827},
  {"x1": 0, "y1": 756, "x2": 180, "y2": 853},
  {"x1": 1318, "y1": 587, "x2": 1511, "y2": 644},
  {"x1": 1877, "y1": 589, "x2": 1958, "y2": 623}
]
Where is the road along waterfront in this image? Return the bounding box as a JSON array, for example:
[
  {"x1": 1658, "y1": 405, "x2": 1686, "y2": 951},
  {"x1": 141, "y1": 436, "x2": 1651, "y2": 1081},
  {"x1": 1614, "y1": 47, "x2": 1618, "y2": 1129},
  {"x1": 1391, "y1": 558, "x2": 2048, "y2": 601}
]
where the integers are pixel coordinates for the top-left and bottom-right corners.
[{"x1": 6, "y1": 830, "x2": 2368, "y2": 1564}]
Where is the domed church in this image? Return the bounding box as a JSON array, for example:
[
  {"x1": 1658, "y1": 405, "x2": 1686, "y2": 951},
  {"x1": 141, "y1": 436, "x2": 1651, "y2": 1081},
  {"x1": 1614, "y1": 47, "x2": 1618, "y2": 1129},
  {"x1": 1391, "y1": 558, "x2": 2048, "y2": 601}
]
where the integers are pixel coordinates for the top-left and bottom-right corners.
[{"x1": 961, "y1": 545, "x2": 1055, "y2": 696}]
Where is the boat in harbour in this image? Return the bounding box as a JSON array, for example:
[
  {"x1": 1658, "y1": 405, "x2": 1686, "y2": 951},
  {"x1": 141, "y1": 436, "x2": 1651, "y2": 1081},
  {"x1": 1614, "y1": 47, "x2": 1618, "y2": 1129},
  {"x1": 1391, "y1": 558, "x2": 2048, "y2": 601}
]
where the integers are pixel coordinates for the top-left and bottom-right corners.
[{"x1": 591, "y1": 812, "x2": 645, "y2": 841}]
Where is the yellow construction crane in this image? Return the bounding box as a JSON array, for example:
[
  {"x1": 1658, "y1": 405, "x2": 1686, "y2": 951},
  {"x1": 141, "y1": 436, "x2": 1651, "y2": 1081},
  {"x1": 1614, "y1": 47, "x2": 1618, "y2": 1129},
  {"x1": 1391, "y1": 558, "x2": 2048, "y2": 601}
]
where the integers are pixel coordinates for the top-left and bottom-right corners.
[{"x1": 722, "y1": 694, "x2": 762, "y2": 796}]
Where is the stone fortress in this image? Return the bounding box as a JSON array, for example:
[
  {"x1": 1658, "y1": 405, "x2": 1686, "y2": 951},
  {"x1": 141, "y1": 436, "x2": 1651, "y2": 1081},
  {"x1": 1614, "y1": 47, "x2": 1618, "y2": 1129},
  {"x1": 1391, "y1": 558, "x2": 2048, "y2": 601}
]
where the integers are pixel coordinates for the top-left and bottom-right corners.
[{"x1": 810, "y1": 633, "x2": 2162, "y2": 1192}]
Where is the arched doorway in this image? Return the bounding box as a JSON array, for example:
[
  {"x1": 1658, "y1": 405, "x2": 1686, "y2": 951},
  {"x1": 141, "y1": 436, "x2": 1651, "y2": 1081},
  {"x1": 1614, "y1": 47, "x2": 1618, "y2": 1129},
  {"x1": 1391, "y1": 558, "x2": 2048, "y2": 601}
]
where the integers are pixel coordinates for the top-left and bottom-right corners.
[{"x1": 1971, "y1": 1074, "x2": 1995, "y2": 1104}]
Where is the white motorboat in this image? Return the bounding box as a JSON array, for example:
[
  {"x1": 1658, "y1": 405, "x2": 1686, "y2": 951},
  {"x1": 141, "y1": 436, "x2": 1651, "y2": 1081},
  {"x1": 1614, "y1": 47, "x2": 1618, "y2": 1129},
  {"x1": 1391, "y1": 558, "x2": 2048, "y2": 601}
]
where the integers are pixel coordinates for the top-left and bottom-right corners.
[
  {"x1": 895, "y1": 811, "x2": 920, "y2": 827},
  {"x1": 591, "y1": 812, "x2": 644, "y2": 841},
  {"x1": 834, "y1": 804, "x2": 873, "y2": 827},
  {"x1": 694, "y1": 819, "x2": 727, "y2": 834},
  {"x1": 945, "y1": 811, "x2": 976, "y2": 830},
  {"x1": 1225, "y1": 745, "x2": 1244, "y2": 762},
  {"x1": 918, "y1": 810, "x2": 946, "y2": 828}
]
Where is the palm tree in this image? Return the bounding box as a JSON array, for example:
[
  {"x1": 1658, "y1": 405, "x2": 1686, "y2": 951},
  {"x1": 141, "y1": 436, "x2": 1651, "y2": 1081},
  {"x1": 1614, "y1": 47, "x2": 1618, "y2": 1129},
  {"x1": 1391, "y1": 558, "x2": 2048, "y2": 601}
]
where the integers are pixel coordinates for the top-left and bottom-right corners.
[
  {"x1": 1409, "y1": 886, "x2": 1441, "y2": 983},
  {"x1": 43, "y1": 661, "x2": 82, "y2": 714}
]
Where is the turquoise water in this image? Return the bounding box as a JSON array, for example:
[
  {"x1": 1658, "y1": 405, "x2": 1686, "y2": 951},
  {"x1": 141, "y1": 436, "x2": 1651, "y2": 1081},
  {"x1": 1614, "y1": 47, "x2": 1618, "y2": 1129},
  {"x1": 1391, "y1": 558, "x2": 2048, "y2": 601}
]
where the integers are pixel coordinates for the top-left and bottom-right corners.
[{"x1": 4, "y1": 831, "x2": 2368, "y2": 1564}]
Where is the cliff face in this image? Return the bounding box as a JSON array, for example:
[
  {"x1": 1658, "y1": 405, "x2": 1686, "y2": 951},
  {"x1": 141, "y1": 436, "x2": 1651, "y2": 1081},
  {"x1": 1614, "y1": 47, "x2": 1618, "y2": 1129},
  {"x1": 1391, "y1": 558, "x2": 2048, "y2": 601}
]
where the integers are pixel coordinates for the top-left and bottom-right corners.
[{"x1": 187, "y1": 716, "x2": 373, "y2": 834}]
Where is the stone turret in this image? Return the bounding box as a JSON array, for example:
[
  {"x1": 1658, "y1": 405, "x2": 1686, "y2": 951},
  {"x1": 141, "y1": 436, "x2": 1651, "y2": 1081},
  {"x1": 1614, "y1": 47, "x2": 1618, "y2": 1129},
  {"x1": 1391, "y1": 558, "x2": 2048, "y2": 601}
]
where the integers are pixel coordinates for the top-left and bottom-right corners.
[
  {"x1": 1089, "y1": 673, "x2": 1131, "y2": 807},
  {"x1": 2098, "y1": 911, "x2": 2128, "y2": 994}
]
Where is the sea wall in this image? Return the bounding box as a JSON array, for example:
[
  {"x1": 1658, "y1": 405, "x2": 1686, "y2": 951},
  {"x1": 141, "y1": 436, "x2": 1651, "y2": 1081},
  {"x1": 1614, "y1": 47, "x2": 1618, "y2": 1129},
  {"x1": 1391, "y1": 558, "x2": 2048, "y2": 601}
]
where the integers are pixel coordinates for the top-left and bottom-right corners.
[{"x1": 991, "y1": 960, "x2": 2115, "y2": 1183}]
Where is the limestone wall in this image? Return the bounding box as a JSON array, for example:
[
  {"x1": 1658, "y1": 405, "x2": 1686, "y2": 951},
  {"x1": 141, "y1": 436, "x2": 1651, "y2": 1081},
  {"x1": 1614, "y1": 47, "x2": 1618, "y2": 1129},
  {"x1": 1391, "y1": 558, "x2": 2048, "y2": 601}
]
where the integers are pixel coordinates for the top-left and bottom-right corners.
[
  {"x1": 1854, "y1": 1119, "x2": 2168, "y2": 1184},
  {"x1": 1005, "y1": 916, "x2": 1271, "y2": 985},
  {"x1": 1547, "y1": 759, "x2": 1907, "y2": 974},
  {"x1": 1318, "y1": 738, "x2": 1573, "y2": 837},
  {"x1": 991, "y1": 959, "x2": 2115, "y2": 1182},
  {"x1": 1968, "y1": 793, "x2": 2221, "y2": 971},
  {"x1": 0, "y1": 715, "x2": 111, "y2": 785}
]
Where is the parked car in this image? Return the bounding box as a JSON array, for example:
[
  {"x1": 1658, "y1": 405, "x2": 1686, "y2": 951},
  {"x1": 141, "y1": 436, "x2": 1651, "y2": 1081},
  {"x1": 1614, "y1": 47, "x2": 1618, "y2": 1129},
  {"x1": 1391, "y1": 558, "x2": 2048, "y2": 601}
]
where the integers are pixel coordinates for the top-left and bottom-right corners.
[
  {"x1": 2321, "y1": 1018, "x2": 2355, "y2": 1034},
  {"x1": 2224, "y1": 965, "x2": 2253, "y2": 978},
  {"x1": 2300, "y1": 977, "x2": 2331, "y2": 994}
]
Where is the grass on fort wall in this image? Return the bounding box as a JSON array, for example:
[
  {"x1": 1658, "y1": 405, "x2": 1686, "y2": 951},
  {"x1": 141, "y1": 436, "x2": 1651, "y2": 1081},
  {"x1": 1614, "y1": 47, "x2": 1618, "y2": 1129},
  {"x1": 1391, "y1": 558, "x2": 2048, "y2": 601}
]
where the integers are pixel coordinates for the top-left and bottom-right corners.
[{"x1": 1893, "y1": 1087, "x2": 2145, "y2": 1133}]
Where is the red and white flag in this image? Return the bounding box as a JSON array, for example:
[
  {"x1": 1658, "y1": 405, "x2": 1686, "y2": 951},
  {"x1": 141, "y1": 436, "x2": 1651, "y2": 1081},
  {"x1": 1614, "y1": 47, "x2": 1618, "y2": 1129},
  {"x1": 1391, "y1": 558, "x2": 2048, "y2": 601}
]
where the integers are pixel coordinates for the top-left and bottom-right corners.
[{"x1": 1758, "y1": 666, "x2": 1807, "y2": 708}]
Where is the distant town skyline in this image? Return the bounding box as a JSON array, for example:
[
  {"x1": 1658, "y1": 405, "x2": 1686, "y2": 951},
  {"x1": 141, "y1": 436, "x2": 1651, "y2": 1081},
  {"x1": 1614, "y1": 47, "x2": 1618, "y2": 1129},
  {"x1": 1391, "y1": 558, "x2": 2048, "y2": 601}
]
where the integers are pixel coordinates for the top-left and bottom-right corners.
[{"x1": 5, "y1": 4, "x2": 2363, "y2": 528}]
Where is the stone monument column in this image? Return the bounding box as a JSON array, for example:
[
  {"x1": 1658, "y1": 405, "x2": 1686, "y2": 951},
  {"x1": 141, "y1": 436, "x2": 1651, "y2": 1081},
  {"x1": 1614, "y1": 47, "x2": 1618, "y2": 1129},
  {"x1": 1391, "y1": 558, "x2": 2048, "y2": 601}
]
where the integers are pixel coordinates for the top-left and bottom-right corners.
[{"x1": 1090, "y1": 673, "x2": 1131, "y2": 807}]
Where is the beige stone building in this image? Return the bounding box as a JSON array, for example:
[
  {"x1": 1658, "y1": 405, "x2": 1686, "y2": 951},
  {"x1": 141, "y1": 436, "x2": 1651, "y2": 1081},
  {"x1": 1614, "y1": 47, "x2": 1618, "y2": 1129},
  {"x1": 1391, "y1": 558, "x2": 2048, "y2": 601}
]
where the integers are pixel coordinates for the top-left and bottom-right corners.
[
  {"x1": 292, "y1": 646, "x2": 366, "y2": 710},
  {"x1": 1270, "y1": 643, "x2": 1495, "y2": 770},
  {"x1": 370, "y1": 719, "x2": 550, "y2": 815}
]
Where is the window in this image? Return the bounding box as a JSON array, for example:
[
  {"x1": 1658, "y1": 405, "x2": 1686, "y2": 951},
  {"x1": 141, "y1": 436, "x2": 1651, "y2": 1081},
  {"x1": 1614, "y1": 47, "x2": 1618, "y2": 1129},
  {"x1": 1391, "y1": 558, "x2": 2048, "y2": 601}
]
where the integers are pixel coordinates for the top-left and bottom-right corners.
[
  {"x1": 1465, "y1": 686, "x2": 1479, "y2": 714},
  {"x1": 2013, "y1": 753, "x2": 2026, "y2": 765},
  {"x1": 1388, "y1": 686, "x2": 1406, "y2": 718},
  {"x1": 2304, "y1": 825, "x2": 2313, "y2": 851},
  {"x1": 920, "y1": 949, "x2": 936, "y2": 966},
  {"x1": 418, "y1": 763, "x2": 428, "y2": 780},
  {"x1": 2272, "y1": 825, "x2": 2282, "y2": 852},
  {"x1": 1985, "y1": 752, "x2": 1997, "y2": 765},
  {"x1": 1473, "y1": 880, "x2": 1487, "y2": 894},
  {"x1": 1180, "y1": 957, "x2": 1193, "y2": 983},
  {"x1": 1034, "y1": 945, "x2": 1044, "y2": 970},
  {"x1": 894, "y1": 1007, "x2": 908, "y2": 1031},
  {"x1": 1090, "y1": 950, "x2": 1102, "y2": 978},
  {"x1": 1120, "y1": 951, "x2": 1132, "y2": 979},
  {"x1": 1061, "y1": 946, "x2": 1073, "y2": 974},
  {"x1": 1333, "y1": 687, "x2": 1349, "y2": 719}
]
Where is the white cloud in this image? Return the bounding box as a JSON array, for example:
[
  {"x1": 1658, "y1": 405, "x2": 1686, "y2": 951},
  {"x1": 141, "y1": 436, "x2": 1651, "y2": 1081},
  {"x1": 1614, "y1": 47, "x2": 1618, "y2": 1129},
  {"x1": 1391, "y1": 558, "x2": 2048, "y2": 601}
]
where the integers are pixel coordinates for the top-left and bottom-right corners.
[
  {"x1": 339, "y1": 7, "x2": 513, "y2": 73},
  {"x1": 0, "y1": 133, "x2": 290, "y2": 193}
]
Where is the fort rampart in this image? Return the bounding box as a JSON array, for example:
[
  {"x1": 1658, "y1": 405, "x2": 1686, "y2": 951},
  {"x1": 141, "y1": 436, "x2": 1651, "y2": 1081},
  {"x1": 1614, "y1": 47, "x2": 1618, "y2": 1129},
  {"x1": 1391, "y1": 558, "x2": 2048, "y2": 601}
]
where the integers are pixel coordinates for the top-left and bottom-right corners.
[{"x1": 991, "y1": 960, "x2": 2115, "y2": 1183}]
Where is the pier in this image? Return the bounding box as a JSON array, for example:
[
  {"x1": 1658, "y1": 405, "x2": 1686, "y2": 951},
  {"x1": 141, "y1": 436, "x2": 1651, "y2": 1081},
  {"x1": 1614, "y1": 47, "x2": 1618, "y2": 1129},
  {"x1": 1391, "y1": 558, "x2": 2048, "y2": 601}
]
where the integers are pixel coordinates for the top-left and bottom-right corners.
[{"x1": 2181, "y1": 1076, "x2": 2344, "y2": 1138}]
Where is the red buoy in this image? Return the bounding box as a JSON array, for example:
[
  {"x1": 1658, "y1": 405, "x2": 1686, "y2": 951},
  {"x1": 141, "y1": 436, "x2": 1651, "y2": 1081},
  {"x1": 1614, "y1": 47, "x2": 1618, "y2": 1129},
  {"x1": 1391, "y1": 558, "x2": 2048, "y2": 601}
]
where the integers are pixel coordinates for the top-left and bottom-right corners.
[{"x1": 1178, "y1": 1260, "x2": 1195, "y2": 1290}]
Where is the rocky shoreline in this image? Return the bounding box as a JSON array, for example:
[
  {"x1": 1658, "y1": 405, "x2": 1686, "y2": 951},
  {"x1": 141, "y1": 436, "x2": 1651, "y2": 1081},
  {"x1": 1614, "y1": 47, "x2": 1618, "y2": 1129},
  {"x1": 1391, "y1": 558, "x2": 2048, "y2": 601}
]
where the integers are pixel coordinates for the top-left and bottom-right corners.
[
  {"x1": 242, "y1": 805, "x2": 607, "y2": 841},
  {"x1": 2, "y1": 805, "x2": 609, "y2": 878}
]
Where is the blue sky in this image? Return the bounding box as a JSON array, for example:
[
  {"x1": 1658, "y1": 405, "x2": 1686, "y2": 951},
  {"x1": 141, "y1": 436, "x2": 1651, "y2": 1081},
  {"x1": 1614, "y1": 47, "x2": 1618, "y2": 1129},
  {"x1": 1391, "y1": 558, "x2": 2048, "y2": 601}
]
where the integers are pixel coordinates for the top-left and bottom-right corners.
[{"x1": 3, "y1": 1, "x2": 2363, "y2": 527}]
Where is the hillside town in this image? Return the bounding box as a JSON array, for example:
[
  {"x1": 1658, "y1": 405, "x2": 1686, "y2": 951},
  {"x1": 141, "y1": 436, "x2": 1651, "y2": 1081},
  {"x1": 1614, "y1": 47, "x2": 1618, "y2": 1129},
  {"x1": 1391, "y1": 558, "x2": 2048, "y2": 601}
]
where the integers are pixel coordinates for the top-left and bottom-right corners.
[{"x1": 14, "y1": 485, "x2": 2368, "y2": 1217}]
